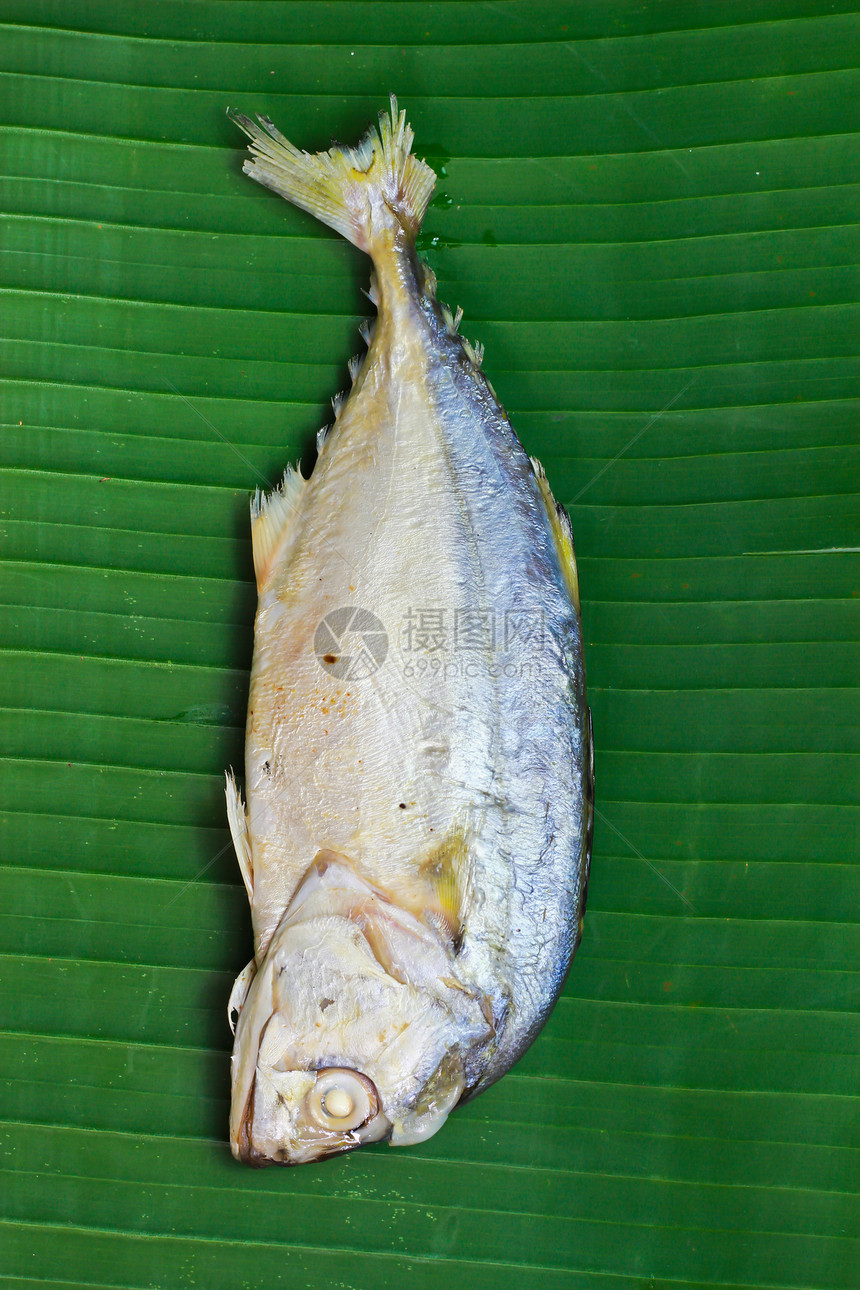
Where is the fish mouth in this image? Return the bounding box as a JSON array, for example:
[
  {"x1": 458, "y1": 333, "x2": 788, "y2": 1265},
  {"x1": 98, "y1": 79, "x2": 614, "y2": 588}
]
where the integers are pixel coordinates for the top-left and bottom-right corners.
[
  {"x1": 232, "y1": 1060, "x2": 390, "y2": 1166},
  {"x1": 229, "y1": 851, "x2": 492, "y2": 1164}
]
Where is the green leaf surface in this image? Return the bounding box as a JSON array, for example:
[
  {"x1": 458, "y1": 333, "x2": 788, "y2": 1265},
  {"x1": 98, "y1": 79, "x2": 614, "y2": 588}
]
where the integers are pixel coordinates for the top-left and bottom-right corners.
[{"x1": 1, "y1": 3, "x2": 858, "y2": 1287}]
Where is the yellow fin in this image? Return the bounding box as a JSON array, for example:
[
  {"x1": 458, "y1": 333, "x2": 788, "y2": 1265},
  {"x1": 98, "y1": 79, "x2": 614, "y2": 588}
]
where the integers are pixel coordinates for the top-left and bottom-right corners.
[
  {"x1": 225, "y1": 771, "x2": 253, "y2": 899},
  {"x1": 250, "y1": 465, "x2": 305, "y2": 589},
  {"x1": 229, "y1": 95, "x2": 436, "y2": 252},
  {"x1": 419, "y1": 824, "x2": 469, "y2": 944},
  {"x1": 530, "y1": 456, "x2": 580, "y2": 613}
]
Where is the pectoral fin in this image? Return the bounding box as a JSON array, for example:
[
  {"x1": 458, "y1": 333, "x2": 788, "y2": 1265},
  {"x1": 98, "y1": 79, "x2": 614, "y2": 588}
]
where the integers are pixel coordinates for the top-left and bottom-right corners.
[{"x1": 418, "y1": 823, "x2": 468, "y2": 947}]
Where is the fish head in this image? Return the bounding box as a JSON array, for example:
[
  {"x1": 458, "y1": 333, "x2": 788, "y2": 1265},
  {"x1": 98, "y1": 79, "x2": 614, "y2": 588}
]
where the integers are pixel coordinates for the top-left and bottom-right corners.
[{"x1": 229, "y1": 851, "x2": 492, "y2": 1165}]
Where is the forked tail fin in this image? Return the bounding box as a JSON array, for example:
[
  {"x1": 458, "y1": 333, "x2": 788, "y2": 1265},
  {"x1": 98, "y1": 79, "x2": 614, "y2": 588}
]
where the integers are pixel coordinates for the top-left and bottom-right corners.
[{"x1": 228, "y1": 95, "x2": 436, "y2": 253}]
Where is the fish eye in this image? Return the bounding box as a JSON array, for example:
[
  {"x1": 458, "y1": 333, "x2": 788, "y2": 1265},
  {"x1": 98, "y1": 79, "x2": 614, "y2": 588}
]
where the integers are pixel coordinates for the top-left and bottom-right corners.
[{"x1": 306, "y1": 1068, "x2": 377, "y2": 1132}]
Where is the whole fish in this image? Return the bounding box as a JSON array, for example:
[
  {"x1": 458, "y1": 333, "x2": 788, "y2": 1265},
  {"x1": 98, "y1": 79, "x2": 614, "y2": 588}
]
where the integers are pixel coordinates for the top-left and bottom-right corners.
[{"x1": 225, "y1": 98, "x2": 593, "y2": 1165}]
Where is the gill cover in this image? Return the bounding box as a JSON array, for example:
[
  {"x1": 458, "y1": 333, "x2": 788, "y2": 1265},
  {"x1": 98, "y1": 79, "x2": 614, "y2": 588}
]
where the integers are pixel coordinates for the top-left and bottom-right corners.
[{"x1": 229, "y1": 852, "x2": 491, "y2": 1164}]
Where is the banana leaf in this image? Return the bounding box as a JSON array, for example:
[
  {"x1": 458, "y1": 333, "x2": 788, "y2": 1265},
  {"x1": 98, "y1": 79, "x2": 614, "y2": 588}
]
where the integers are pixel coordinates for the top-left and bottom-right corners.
[{"x1": 1, "y1": 2, "x2": 858, "y2": 1286}]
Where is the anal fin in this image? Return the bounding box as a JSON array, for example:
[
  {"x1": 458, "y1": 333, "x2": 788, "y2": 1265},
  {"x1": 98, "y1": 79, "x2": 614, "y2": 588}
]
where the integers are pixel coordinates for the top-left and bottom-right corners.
[{"x1": 251, "y1": 466, "x2": 305, "y2": 589}]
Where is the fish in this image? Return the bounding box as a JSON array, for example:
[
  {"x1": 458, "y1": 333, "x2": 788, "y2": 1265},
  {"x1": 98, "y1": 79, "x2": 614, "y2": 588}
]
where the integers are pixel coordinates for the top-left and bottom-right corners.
[{"x1": 224, "y1": 98, "x2": 593, "y2": 1165}]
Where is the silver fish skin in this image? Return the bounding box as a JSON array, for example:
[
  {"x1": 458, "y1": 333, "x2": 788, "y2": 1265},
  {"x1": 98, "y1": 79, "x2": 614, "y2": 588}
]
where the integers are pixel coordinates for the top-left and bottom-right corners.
[{"x1": 225, "y1": 99, "x2": 593, "y2": 1165}]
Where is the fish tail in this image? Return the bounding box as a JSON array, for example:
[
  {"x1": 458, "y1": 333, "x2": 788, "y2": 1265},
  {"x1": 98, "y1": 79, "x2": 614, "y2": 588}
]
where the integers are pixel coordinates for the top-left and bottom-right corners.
[{"x1": 228, "y1": 95, "x2": 436, "y2": 252}]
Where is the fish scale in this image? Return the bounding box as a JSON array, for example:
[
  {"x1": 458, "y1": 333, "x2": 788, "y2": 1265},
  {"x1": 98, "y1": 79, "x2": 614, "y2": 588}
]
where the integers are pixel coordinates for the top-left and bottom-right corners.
[{"x1": 224, "y1": 97, "x2": 593, "y2": 1165}]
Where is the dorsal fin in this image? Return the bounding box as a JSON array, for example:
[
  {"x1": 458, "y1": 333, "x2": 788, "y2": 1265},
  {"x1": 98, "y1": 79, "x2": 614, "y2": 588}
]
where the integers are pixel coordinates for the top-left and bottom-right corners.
[
  {"x1": 530, "y1": 456, "x2": 580, "y2": 613},
  {"x1": 573, "y1": 705, "x2": 595, "y2": 955},
  {"x1": 250, "y1": 465, "x2": 305, "y2": 589}
]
